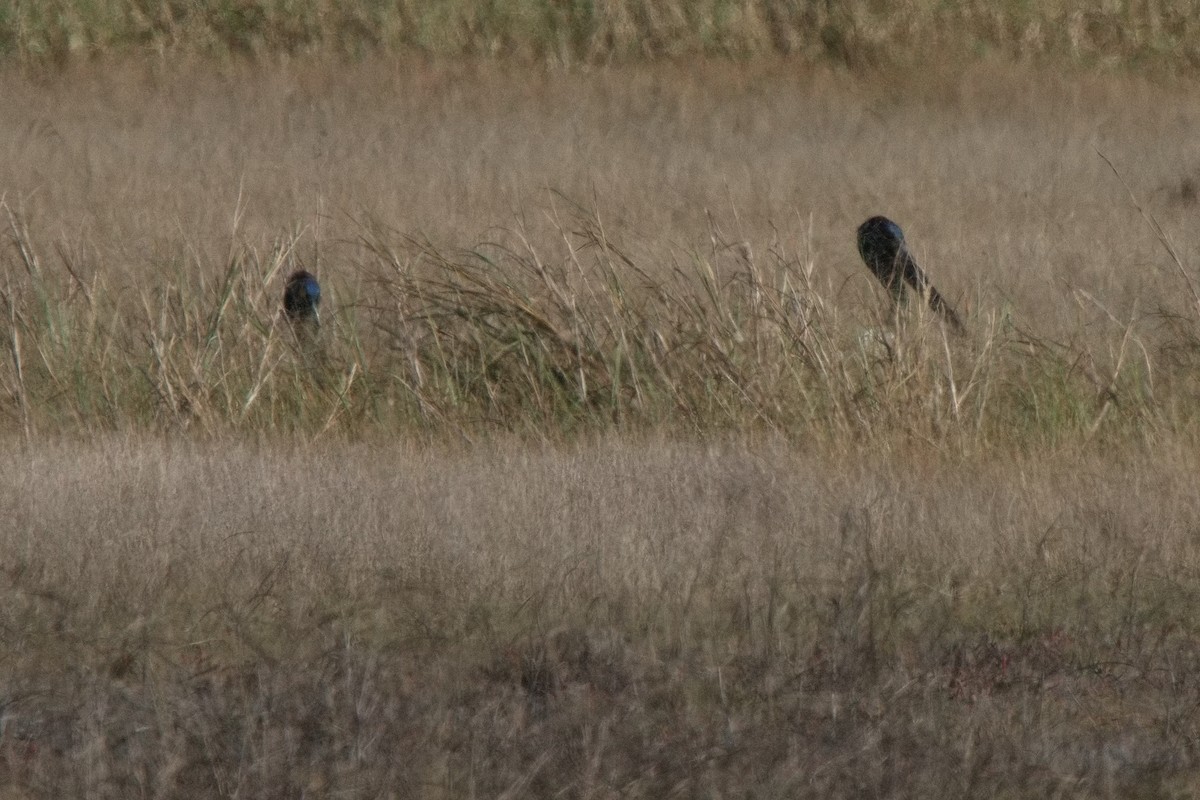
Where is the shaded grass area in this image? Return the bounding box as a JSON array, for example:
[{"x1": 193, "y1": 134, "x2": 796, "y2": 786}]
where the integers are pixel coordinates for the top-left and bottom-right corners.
[
  {"x1": 4, "y1": 439, "x2": 1200, "y2": 797},
  {"x1": 7, "y1": 0, "x2": 1200, "y2": 72}
]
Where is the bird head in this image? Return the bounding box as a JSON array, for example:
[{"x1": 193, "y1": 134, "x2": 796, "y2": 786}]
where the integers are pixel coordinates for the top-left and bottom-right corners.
[
  {"x1": 283, "y1": 270, "x2": 321, "y2": 325},
  {"x1": 856, "y1": 216, "x2": 909, "y2": 294},
  {"x1": 856, "y1": 216, "x2": 905, "y2": 259}
]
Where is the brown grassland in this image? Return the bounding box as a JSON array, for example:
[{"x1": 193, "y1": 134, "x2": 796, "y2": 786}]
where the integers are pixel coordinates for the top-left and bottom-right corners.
[{"x1": 4, "y1": 45, "x2": 1200, "y2": 797}]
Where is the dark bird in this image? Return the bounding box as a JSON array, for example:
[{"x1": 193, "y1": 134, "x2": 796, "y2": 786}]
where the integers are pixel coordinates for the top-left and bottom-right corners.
[
  {"x1": 283, "y1": 270, "x2": 321, "y2": 327},
  {"x1": 856, "y1": 216, "x2": 963, "y2": 333}
]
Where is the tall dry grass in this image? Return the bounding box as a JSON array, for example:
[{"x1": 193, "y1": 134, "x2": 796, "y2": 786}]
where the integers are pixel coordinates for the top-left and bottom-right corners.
[{"x1": 2, "y1": 61, "x2": 1199, "y2": 444}]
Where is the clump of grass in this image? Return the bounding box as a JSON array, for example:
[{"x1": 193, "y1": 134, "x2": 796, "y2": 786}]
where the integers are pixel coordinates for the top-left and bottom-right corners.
[{"x1": 0, "y1": 194, "x2": 1167, "y2": 447}]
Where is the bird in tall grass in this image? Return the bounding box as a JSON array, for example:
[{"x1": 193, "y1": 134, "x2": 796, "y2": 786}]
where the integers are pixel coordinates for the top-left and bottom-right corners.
[
  {"x1": 282, "y1": 269, "x2": 321, "y2": 329},
  {"x1": 856, "y1": 216, "x2": 963, "y2": 333}
]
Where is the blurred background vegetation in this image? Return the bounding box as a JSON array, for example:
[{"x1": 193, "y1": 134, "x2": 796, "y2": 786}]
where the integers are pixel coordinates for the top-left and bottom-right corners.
[{"x1": 4, "y1": 0, "x2": 1200, "y2": 71}]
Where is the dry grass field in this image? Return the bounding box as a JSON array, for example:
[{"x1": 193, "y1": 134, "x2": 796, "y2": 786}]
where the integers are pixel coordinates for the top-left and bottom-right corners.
[
  {"x1": 4, "y1": 59, "x2": 1200, "y2": 442},
  {"x1": 7, "y1": 438, "x2": 1200, "y2": 797},
  {"x1": 5, "y1": 51, "x2": 1200, "y2": 797}
]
